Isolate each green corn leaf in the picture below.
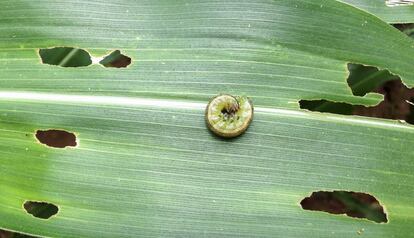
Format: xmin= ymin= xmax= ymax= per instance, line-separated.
xmin=1 ymin=1 xmax=413 ymax=237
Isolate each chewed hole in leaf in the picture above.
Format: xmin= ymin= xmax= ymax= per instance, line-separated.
xmin=23 ymin=201 xmax=59 ymax=219
xmin=347 ymin=63 xmax=399 ymax=97
xmin=300 ymin=191 xmax=388 ymax=223
xmin=300 ymin=79 xmax=414 ymax=123
xmin=299 ymin=100 xmax=355 ymax=115
xmin=35 ymin=129 xmax=77 ymax=148
xmin=301 ymin=61 xmax=414 ymax=124
xmin=39 ymin=47 xmax=92 ymax=67
xmin=99 ymin=50 xmax=131 ymax=68
xmin=385 ymin=0 xmax=414 ymax=7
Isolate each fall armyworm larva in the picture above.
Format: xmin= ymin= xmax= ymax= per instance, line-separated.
xmin=205 ymin=94 xmax=254 ymax=138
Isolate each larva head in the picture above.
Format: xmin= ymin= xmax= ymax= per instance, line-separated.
xmin=205 ymin=94 xmax=254 ymax=138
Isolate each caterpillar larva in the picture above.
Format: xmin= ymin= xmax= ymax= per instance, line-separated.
xmin=205 ymin=94 xmax=254 ymax=138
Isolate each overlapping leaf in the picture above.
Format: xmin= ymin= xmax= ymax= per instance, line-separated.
xmin=342 ymin=0 xmax=414 ymax=23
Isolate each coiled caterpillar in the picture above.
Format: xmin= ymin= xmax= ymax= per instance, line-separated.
xmin=205 ymin=94 xmax=254 ymax=138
